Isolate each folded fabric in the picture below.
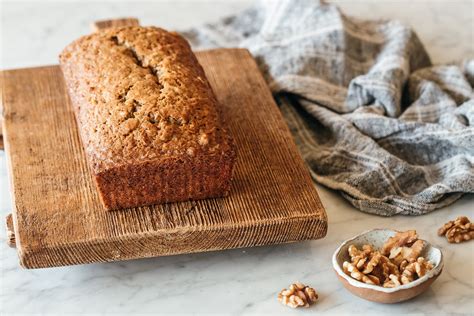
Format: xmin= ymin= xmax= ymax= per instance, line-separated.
xmin=182 ymin=0 xmax=474 ymax=216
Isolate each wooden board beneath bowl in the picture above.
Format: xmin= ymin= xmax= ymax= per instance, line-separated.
xmin=0 ymin=48 xmax=327 ymax=269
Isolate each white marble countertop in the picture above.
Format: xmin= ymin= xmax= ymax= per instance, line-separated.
xmin=1 ymin=1 xmax=473 ymax=315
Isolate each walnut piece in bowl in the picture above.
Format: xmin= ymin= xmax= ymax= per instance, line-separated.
xmin=332 ymin=229 xmax=443 ymax=304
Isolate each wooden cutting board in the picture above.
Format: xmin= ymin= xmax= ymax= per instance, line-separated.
xmin=1 ymin=45 xmax=327 ymax=269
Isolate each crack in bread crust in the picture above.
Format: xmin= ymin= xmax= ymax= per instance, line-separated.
xmin=111 ymin=35 xmax=164 ymax=92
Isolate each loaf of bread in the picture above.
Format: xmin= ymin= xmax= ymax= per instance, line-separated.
xmin=59 ymin=26 xmax=236 ymax=210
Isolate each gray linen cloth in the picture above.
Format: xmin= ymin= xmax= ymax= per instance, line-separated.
xmin=183 ymin=0 xmax=474 ymax=216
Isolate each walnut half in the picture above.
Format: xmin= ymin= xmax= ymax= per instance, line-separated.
xmin=438 ymin=216 xmax=474 ymax=243
xmin=278 ymin=282 xmax=318 ymax=308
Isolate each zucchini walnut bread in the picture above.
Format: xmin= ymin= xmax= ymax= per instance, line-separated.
xmin=60 ymin=26 xmax=236 ymax=210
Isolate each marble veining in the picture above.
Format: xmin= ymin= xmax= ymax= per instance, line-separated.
xmin=0 ymin=1 xmax=473 ymax=315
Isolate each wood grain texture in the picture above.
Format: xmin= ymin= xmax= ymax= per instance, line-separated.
xmin=1 ymin=49 xmax=327 ymax=269
xmin=92 ymin=17 xmax=139 ymax=31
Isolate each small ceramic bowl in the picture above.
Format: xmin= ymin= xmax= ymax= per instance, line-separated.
xmin=332 ymin=229 xmax=443 ymax=304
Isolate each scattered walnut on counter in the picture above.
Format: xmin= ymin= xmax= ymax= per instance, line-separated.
xmin=6 ymin=214 xmax=16 ymax=248
xmin=342 ymin=230 xmax=434 ymax=288
xmin=438 ymin=216 xmax=474 ymax=243
xmin=277 ymin=282 xmax=318 ymax=308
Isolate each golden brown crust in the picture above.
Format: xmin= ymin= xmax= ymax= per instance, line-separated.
xmin=59 ymin=26 xmax=236 ymax=210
